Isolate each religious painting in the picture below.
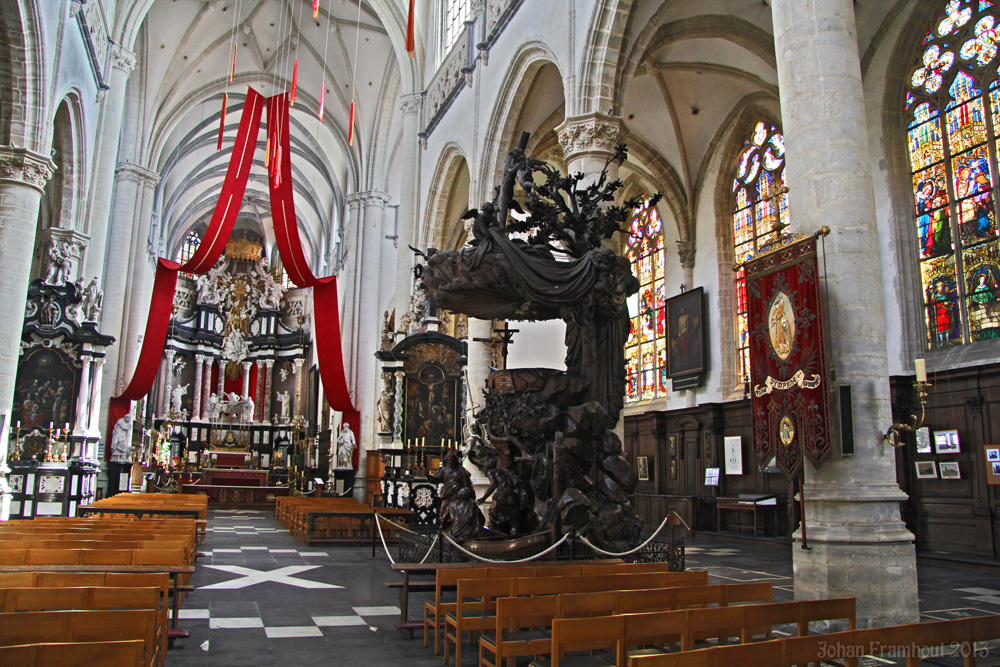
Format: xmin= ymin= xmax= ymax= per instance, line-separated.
xmin=403 ymin=362 xmax=458 ymax=448
xmin=665 ymin=287 xmax=705 ymax=378
xmin=13 ymin=348 xmax=78 ymax=432
xmin=965 ymin=262 xmax=1000 ymax=340
xmin=745 ymin=236 xmax=832 ymax=477
xmin=988 ymin=447 xmax=1000 ymax=462
xmin=915 ymin=461 xmax=938 ymax=479
xmin=934 ymin=429 xmax=961 ymax=454
xmin=636 ymin=456 xmax=650 ymax=482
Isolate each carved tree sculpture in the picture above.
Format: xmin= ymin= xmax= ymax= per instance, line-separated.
xmin=419 ymin=132 xmax=657 ymax=550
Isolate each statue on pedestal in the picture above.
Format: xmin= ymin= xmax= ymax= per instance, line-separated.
xmin=276 ymin=390 xmax=291 ymax=422
xmin=335 ymin=423 xmax=356 ymax=469
xmin=80 ymin=277 xmax=103 ymax=322
xmin=43 ymin=239 xmax=80 ymax=286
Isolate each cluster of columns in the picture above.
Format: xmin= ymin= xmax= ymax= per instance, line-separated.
xmin=156 ymin=350 xmax=302 ymax=423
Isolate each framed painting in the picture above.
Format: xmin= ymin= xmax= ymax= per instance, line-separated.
xmin=665 ymin=287 xmax=705 ymax=377
xmin=13 ymin=348 xmax=78 ymax=432
xmin=636 ymin=456 xmax=651 ymax=481
xmin=934 ymin=429 xmax=960 ymax=454
xmin=915 ymin=461 xmax=938 ymax=479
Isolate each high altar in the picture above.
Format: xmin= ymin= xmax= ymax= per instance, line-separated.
xmin=143 ymin=233 xmax=328 ymax=505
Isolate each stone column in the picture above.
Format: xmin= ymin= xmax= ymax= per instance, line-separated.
xmin=98 ymin=162 xmax=159 ymax=432
xmin=193 ymin=354 xmax=205 ymax=421
xmin=74 ymin=356 xmax=93 ymax=437
xmin=395 ymin=94 xmax=423 ymax=318
xmin=465 ymin=317 xmax=493 ymax=490
xmin=255 ymin=361 xmax=264 ymax=420
xmin=0 ymin=148 xmax=55 ymax=501
xmin=263 ymin=359 xmax=274 ymax=422
xmin=241 ymin=361 xmax=252 ymax=399
xmin=555 ymin=113 xmax=625 ymax=186
xmin=216 ymin=359 xmax=225 ymax=396
xmin=82 ymin=44 xmax=136 ymax=280
xmin=771 ymin=0 xmax=917 ymax=627
xmin=676 ymin=241 xmax=697 ymax=408
xmin=292 ymin=357 xmax=304 ymax=418
xmin=201 ymin=357 xmax=213 ymax=419
xmin=87 ymin=358 xmax=105 ymax=441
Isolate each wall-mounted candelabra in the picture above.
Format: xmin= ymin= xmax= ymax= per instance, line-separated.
xmin=884 ymin=359 xmax=931 ymax=448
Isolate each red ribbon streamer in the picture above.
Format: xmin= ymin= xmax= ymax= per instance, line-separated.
xmin=312 ymin=0 xmax=320 ymax=19
xmin=348 ymin=101 xmax=355 ymax=146
xmin=318 ymin=85 xmax=325 ymax=121
xmin=229 ymin=43 xmax=237 ymax=82
xmin=406 ymin=0 xmax=415 ymax=58
xmin=217 ymin=93 xmax=228 ymax=151
xmin=107 ymin=89 xmax=266 ymax=452
xmin=265 ymin=93 xmax=360 ymax=442
xmin=290 ymin=59 xmax=298 ymax=106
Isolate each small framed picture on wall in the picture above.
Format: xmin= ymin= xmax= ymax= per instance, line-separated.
xmin=939 ymin=462 xmax=960 ymax=479
xmin=934 ymin=429 xmax=960 ymax=454
xmin=915 ymin=461 xmax=938 ymax=479
xmin=636 ymin=456 xmax=650 ymax=481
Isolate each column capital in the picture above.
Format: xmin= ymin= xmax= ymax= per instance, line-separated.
xmin=108 ymin=44 xmax=137 ymax=77
xmin=676 ymin=240 xmax=696 ymax=268
xmin=398 ymin=93 xmax=423 ymax=117
xmin=194 ymin=353 xmax=207 ymax=363
xmin=556 ymin=113 xmax=625 ymax=161
xmin=0 ymin=147 xmax=56 ymax=193
xmin=264 ymin=358 xmax=275 ymax=369
xmin=115 ymin=162 xmax=160 ymax=187
xmin=345 ymin=191 xmax=392 ymax=209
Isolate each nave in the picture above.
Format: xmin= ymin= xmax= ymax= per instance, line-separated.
xmin=164 ymin=510 xmax=1000 ymax=666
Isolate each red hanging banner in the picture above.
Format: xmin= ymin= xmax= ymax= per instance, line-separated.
xmin=107 ymin=89 xmax=266 ymax=448
xmin=745 ymin=235 xmax=832 ymax=477
xmin=265 ymin=93 xmax=360 ymax=442
xmin=405 ymin=0 xmax=416 ymax=58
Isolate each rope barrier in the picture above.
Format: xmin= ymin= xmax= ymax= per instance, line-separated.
xmin=575 ymin=514 xmax=674 ymax=557
xmin=374 ymin=513 xmax=421 ymax=536
xmin=373 ymin=513 xmax=439 ymax=565
xmin=441 ymin=532 xmax=570 ymax=564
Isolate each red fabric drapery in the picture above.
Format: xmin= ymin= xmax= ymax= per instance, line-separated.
xmin=265 ymin=93 xmax=359 ymax=444
xmin=108 ymin=89 xmax=358 ymax=462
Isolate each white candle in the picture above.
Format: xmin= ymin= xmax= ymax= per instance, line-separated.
xmin=915 ymin=358 xmax=927 ymax=383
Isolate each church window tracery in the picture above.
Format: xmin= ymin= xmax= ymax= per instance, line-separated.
xmin=176 ymin=229 xmax=201 ymax=278
xmin=444 ymin=0 xmax=470 ymax=51
xmin=731 ymin=122 xmax=789 ymax=384
xmin=906 ymin=0 xmax=1000 ymax=347
xmin=625 ymin=197 xmax=666 ymax=402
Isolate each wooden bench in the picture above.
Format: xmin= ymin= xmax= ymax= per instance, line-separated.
xmin=0 ymin=609 xmax=158 ymax=667
xmin=539 ymin=597 xmax=855 ymax=666
xmin=628 ymin=613 xmax=1000 ymax=666
xmin=0 ymin=639 xmax=145 ymax=667
xmin=445 ymin=571 xmax=710 ymax=665
xmin=0 ymin=586 xmax=165 ymax=666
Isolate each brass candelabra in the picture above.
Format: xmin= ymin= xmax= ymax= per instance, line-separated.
xmin=884 ymin=381 xmax=932 ymax=447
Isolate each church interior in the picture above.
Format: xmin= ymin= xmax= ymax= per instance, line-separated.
xmin=4 ymin=0 xmax=1000 ymax=664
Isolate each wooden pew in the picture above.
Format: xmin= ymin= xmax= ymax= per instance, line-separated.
xmin=0 ymin=586 xmax=165 ymax=666
xmin=0 ymin=609 xmax=158 ymax=667
xmin=0 ymin=639 xmax=145 ymax=667
xmin=627 ymin=613 xmax=1000 ymax=666
xmin=543 ymin=598 xmax=855 ymax=666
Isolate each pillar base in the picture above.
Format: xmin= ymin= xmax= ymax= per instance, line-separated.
xmin=793 ymin=481 xmax=918 ymax=628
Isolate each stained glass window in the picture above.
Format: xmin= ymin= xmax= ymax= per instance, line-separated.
xmin=176 ymin=230 xmax=201 ymax=278
xmin=625 ymin=198 xmax=666 ymax=402
xmin=906 ymin=0 xmax=1000 ymax=347
xmin=444 ymin=0 xmax=470 ymax=51
xmin=731 ymin=122 xmax=789 ymax=384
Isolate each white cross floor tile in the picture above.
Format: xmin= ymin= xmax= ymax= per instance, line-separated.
xmin=965 ymin=595 xmax=1000 ymax=605
xmin=352 ymin=606 xmax=400 ymax=616
xmin=312 ymin=615 xmax=367 ymax=627
xmin=264 ymin=626 xmax=324 ymax=639
xmin=178 ymin=609 xmax=211 ymax=620
xmin=200 ymin=565 xmax=342 ymax=590
xmin=209 ymin=617 xmax=264 ymax=629
xmin=959 ymin=587 xmax=1000 ymax=595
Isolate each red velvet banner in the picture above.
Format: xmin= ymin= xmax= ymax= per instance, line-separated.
xmin=745 ymin=236 xmax=831 ymax=477
xmin=265 ymin=93 xmax=360 ymax=446
xmin=106 ymin=89 xmax=266 ymax=452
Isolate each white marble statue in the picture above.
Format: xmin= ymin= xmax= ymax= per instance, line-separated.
xmin=171 ymin=383 xmax=189 ymax=413
xmin=80 ymin=277 xmax=103 ymax=322
xmin=276 ymin=390 xmax=290 ymax=422
xmin=43 ymin=239 xmax=80 ymax=285
xmin=336 ymin=423 xmax=356 ymax=469
xmin=255 ymin=259 xmax=284 ymax=310
xmin=109 ymin=413 xmax=134 ymax=464
xmin=195 ymin=257 xmax=230 ymax=305
xmin=208 ymin=393 xmax=221 ymax=421
xmin=221 ymin=329 xmax=249 ymax=363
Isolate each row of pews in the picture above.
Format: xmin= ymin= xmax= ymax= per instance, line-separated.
xmin=0 ymin=495 xmax=204 ymax=666
xmin=415 ymin=559 xmax=1000 ymax=666
xmin=276 ymin=496 xmax=412 ymax=545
